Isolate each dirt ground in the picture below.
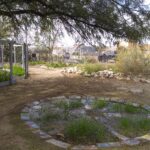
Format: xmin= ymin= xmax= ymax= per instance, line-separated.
xmin=0 ymin=66 xmax=150 ymax=150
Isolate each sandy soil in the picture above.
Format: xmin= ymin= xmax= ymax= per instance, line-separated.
xmin=0 ymin=66 xmax=150 ymax=150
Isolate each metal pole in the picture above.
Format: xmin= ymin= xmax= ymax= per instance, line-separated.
xmin=9 ymin=41 xmax=13 ymax=85
xmin=24 ymin=43 xmax=28 ymax=79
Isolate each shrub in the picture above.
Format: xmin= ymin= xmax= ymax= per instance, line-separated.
xmin=0 ymin=70 xmax=10 ymax=82
xmin=82 ymin=63 xmax=104 ymax=74
xmin=118 ymin=117 xmax=150 ymax=137
xmin=39 ymin=113 xmax=61 ymax=124
xmin=116 ymin=47 xmax=150 ymax=75
xmin=13 ymin=65 xmax=25 ymax=76
xmin=65 ymin=118 xmax=106 ymax=143
xmin=4 ymin=64 xmax=25 ymax=76
xmin=84 ymin=56 xmax=98 ymax=64
xmin=93 ymin=99 xmax=108 ymax=109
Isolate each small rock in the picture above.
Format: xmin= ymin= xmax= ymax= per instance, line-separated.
xmin=97 ymin=142 xmax=122 ymax=148
xmin=123 ymin=139 xmax=140 ymax=146
xmin=85 ymin=104 xmax=92 ymax=110
xmin=46 ymin=139 xmax=71 ymax=149
xmin=72 ymin=145 xmax=98 ymax=150
xmin=33 ymin=105 xmax=42 ymax=110
xmin=33 ymin=101 xmax=40 ymax=105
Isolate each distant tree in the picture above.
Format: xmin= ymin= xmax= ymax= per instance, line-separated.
xmin=0 ymin=0 xmax=149 ymax=42
xmin=40 ymin=22 xmax=63 ymax=62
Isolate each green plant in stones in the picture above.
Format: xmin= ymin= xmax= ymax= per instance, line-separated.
xmin=93 ymin=99 xmax=108 ymax=109
xmin=39 ymin=112 xmax=61 ymax=124
xmin=55 ymin=101 xmax=70 ymax=120
xmin=111 ymin=103 xmax=148 ymax=113
xmin=56 ymin=100 xmax=83 ymax=119
xmin=118 ymin=117 xmax=150 ymax=137
xmin=64 ymin=117 xmax=106 ymax=144
xmin=69 ymin=101 xmax=83 ymax=109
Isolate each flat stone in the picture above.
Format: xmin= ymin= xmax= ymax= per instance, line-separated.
xmin=32 ymin=130 xmax=52 ymax=139
xmin=104 ymin=113 xmax=122 ymax=118
xmin=97 ymin=142 xmax=122 ymax=148
xmin=69 ymin=95 xmax=81 ymax=100
xmin=111 ymin=130 xmax=129 ymax=141
xmin=25 ymin=121 xmax=39 ymax=129
xmin=123 ymin=139 xmax=140 ymax=146
xmin=21 ymin=113 xmax=30 ymax=121
xmin=33 ymin=105 xmax=42 ymax=110
xmin=136 ymin=133 xmax=150 ymax=141
xmin=72 ymin=145 xmax=98 ymax=150
xmin=147 ymin=114 xmax=150 ymax=119
xmin=132 ymin=103 xmax=140 ymax=107
xmin=33 ymin=101 xmax=40 ymax=105
xmin=85 ymin=104 xmax=92 ymax=110
xmin=46 ymin=139 xmax=71 ymax=149
xmin=55 ymin=96 xmax=66 ymax=100
xmin=143 ymin=105 xmax=150 ymax=111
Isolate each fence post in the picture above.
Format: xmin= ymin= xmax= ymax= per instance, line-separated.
xmin=9 ymin=41 xmax=13 ymax=85
xmin=24 ymin=43 xmax=28 ymax=79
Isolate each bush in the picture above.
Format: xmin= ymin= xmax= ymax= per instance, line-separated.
xmin=82 ymin=63 xmax=104 ymax=74
xmin=4 ymin=64 xmax=25 ymax=76
xmin=65 ymin=118 xmax=106 ymax=143
xmin=118 ymin=117 xmax=150 ymax=137
xmin=116 ymin=47 xmax=150 ymax=75
xmin=0 ymin=70 xmax=10 ymax=82
xmin=13 ymin=65 xmax=25 ymax=76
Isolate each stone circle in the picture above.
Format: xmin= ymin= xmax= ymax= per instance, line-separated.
xmin=21 ymin=96 xmax=150 ymax=149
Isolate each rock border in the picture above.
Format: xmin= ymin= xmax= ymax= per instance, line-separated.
xmin=21 ymin=96 xmax=150 ymax=150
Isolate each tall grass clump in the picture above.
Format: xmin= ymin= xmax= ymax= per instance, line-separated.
xmin=82 ymin=63 xmax=104 ymax=74
xmin=0 ymin=70 xmax=10 ymax=82
xmin=116 ymin=47 xmax=150 ymax=75
xmin=65 ymin=118 xmax=106 ymax=143
xmin=118 ymin=117 xmax=150 ymax=137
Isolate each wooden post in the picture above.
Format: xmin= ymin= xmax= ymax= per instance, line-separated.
xmin=24 ymin=43 xmax=28 ymax=79
xmin=9 ymin=41 xmax=13 ymax=85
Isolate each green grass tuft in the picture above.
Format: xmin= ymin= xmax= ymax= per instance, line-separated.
xmin=65 ymin=118 xmax=106 ymax=143
xmin=118 ymin=117 xmax=150 ymax=137
xmin=111 ymin=103 xmax=148 ymax=113
xmin=93 ymin=99 xmax=108 ymax=109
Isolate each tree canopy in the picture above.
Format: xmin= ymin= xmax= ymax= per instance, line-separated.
xmin=0 ymin=0 xmax=150 ymax=42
